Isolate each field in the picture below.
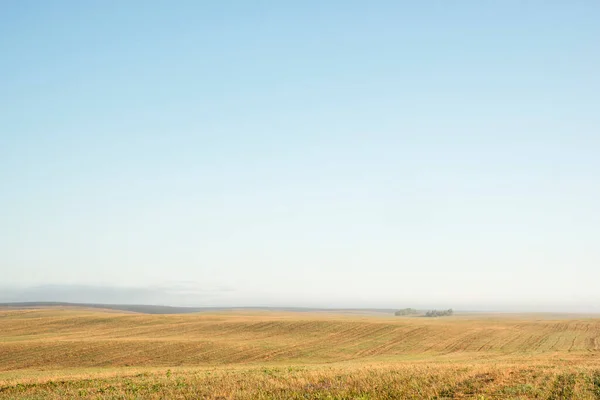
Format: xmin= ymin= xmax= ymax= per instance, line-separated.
xmin=2 ymin=307 xmax=600 ymax=399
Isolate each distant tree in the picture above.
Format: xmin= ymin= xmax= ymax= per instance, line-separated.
xmin=394 ymin=308 xmax=418 ymax=316
xmin=425 ymin=309 xmax=454 ymax=317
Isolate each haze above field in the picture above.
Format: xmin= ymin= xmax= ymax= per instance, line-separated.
xmin=1 ymin=2 xmax=599 ymax=312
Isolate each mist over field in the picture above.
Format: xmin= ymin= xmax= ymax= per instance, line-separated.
xmin=2 ymin=284 xmax=599 ymax=314
xmin=0 ymin=283 xmax=234 ymax=307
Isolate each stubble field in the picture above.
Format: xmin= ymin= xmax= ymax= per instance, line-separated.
xmin=1 ymin=307 xmax=600 ymax=399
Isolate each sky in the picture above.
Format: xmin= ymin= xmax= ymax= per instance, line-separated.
xmin=1 ymin=1 xmax=599 ymax=311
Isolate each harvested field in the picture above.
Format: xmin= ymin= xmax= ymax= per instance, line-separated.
xmin=1 ymin=307 xmax=600 ymax=398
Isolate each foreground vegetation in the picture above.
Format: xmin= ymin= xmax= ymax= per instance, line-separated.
xmin=2 ymin=363 xmax=600 ymax=399
xmin=2 ymin=307 xmax=600 ymax=399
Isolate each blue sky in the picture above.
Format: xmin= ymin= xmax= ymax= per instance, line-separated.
xmin=1 ymin=1 xmax=599 ymax=310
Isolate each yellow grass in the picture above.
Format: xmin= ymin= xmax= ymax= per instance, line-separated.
xmin=1 ymin=307 xmax=600 ymax=398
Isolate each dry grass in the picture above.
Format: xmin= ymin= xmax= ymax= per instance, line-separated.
xmin=1 ymin=308 xmax=600 ymax=398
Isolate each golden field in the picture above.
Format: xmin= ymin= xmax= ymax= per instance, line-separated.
xmin=1 ymin=307 xmax=600 ymax=399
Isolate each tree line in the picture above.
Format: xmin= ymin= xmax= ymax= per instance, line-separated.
xmin=394 ymin=308 xmax=418 ymax=316
xmin=424 ymin=309 xmax=453 ymax=317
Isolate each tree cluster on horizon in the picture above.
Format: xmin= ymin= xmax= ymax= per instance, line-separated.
xmin=425 ymin=309 xmax=454 ymax=317
xmin=394 ymin=308 xmax=418 ymax=316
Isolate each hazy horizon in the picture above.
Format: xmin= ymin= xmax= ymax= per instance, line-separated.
xmin=2 ymin=283 xmax=600 ymax=314
xmin=2 ymin=2 xmax=599 ymax=313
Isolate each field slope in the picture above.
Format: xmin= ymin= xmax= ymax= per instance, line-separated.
xmin=2 ymin=307 xmax=600 ymax=399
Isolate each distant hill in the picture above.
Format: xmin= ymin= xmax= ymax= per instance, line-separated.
xmin=0 ymin=302 xmax=208 ymax=314
xmin=0 ymin=302 xmax=398 ymax=315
